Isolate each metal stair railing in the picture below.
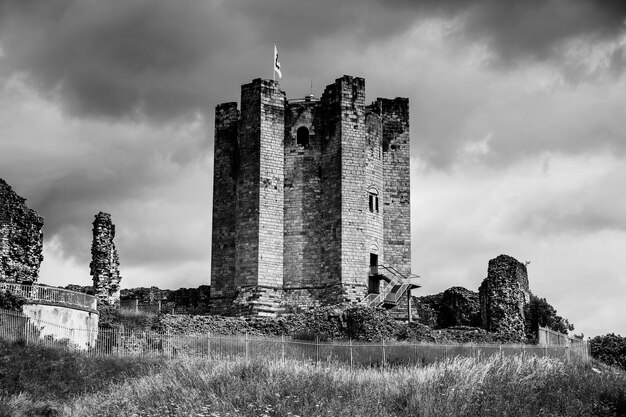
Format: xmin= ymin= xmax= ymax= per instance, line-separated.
xmin=364 ymin=265 xmax=419 ymax=308
xmin=384 ymin=281 xmax=411 ymax=305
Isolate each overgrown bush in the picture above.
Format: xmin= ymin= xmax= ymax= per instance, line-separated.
xmin=524 ymin=294 xmax=574 ymax=342
xmin=590 ymin=333 xmax=626 ymax=370
xmin=0 ymin=290 xmax=25 ymax=311
xmin=0 ymin=339 xmax=164 ymax=401
xmin=98 ymin=306 xmax=158 ymax=331
xmin=344 ymin=305 xmax=402 ymax=341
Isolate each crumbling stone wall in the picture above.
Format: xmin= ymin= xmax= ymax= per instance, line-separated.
xmin=0 ymin=179 xmax=44 ymax=283
xmin=90 ymin=212 xmax=121 ymax=306
xmin=413 ymin=287 xmax=480 ymax=328
xmin=479 ymin=254 xmax=530 ymax=340
xmin=438 ymin=287 xmax=481 ymax=328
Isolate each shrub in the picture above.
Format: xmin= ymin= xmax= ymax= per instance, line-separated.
xmin=524 ymin=294 xmax=574 ymax=342
xmin=590 ymin=334 xmax=626 ymax=370
xmin=343 ymin=305 xmax=401 ymax=341
xmin=0 ymin=290 xmax=25 ymax=311
xmin=98 ymin=305 xmax=158 ymax=331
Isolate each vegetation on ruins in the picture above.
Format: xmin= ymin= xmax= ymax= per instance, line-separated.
xmin=0 ymin=339 xmax=624 ymax=416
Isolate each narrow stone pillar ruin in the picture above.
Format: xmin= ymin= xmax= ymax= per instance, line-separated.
xmin=479 ymin=254 xmax=530 ymax=340
xmin=90 ymin=212 xmax=121 ymax=306
xmin=0 ymin=179 xmax=44 ymax=284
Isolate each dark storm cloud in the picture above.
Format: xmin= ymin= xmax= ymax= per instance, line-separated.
xmin=237 ymin=0 xmax=626 ymax=70
xmin=0 ymin=0 xmax=245 ymax=119
xmin=1 ymin=0 xmax=624 ymax=121
xmin=450 ymin=0 xmax=626 ymax=70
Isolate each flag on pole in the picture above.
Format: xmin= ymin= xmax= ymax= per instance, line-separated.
xmin=274 ymin=42 xmax=282 ymax=79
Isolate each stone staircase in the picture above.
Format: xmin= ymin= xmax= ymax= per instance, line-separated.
xmin=363 ymin=265 xmax=420 ymax=308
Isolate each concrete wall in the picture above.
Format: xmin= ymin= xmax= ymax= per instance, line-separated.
xmin=23 ymin=303 xmax=99 ymax=349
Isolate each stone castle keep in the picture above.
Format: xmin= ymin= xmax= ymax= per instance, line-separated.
xmin=211 ymin=75 xmax=417 ymax=316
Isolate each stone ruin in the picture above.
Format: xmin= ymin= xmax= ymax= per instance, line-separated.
xmin=90 ymin=212 xmax=121 ymax=306
xmin=479 ymin=254 xmax=530 ymax=340
xmin=414 ymin=254 xmax=531 ymax=340
xmin=0 ymin=179 xmax=44 ymax=284
xmin=438 ymin=286 xmax=481 ymax=328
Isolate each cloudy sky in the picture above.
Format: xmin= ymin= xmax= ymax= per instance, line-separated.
xmin=1 ymin=0 xmax=625 ymax=338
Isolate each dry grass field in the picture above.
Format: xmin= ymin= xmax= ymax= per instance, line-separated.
xmin=0 ymin=339 xmax=625 ymax=416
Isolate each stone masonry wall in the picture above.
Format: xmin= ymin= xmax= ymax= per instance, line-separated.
xmin=284 ymin=100 xmax=323 ymax=290
xmin=235 ymin=80 xmax=263 ymax=289
xmin=0 ymin=179 xmax=44 ymax=283
xmin=479 ymin=254 xmax=530 ymax=340
xmin=317 ymin=81 xmax=343 ymax=290
xmin=364 ymin=110 xmax=384 ymax=268
xmin=210 ymin=102 xmax=239 ymax=300
xmin=379 ymin=98 xmax=411 ymax=277
xmin=337 ymin=76 xmax=369 ymax=302
xmin=257 ymin=80 xmax=285 ymax=292
xmin=90 ymin=212 xmax=121 ymax=306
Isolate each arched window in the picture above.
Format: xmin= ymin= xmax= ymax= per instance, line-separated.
xmin=297 ymin=126 xmax=309 ymax=146
xmin=368 ymin=188 xmax=379 ymax=213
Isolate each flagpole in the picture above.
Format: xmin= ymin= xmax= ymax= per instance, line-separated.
xmin=273 ymin=41 xmax=276 ymax=84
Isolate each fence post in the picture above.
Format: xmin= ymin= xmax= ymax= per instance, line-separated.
xmin=117 ymin=328 xmax=121 ymax=357
xmin=316 ymin=336 xmax=320 ymax=367
xmin=349 ymin=338 xmax=353 ymax=369
xmin=281 ymin=335 xmax=285 ymax=365
xmin=167 ymin=328 xmax=171 ymax=360
xmin=208 ymin=331 xmax=211 ymax=359
xmin=499 ymin=344 xmax=503 ymax=360
xmin=245 ymin=332 xmax=249 ymax=362
xmin=382 ymin=338 xmax=386 ymax=370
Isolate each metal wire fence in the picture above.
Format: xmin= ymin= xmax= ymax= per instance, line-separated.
xmin=0 ymin=309 xmax=589 ymax=367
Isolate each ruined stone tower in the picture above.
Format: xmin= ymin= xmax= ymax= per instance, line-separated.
xmin=0 ymin=179 xmax=44 ymax=284
xmin=211 ymin=76 xmax=414 ymax=316
xmin=90 ymin=212 xmax=121 ymax=306
xmin=479 ymin=254 xmax=531 ymax=339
